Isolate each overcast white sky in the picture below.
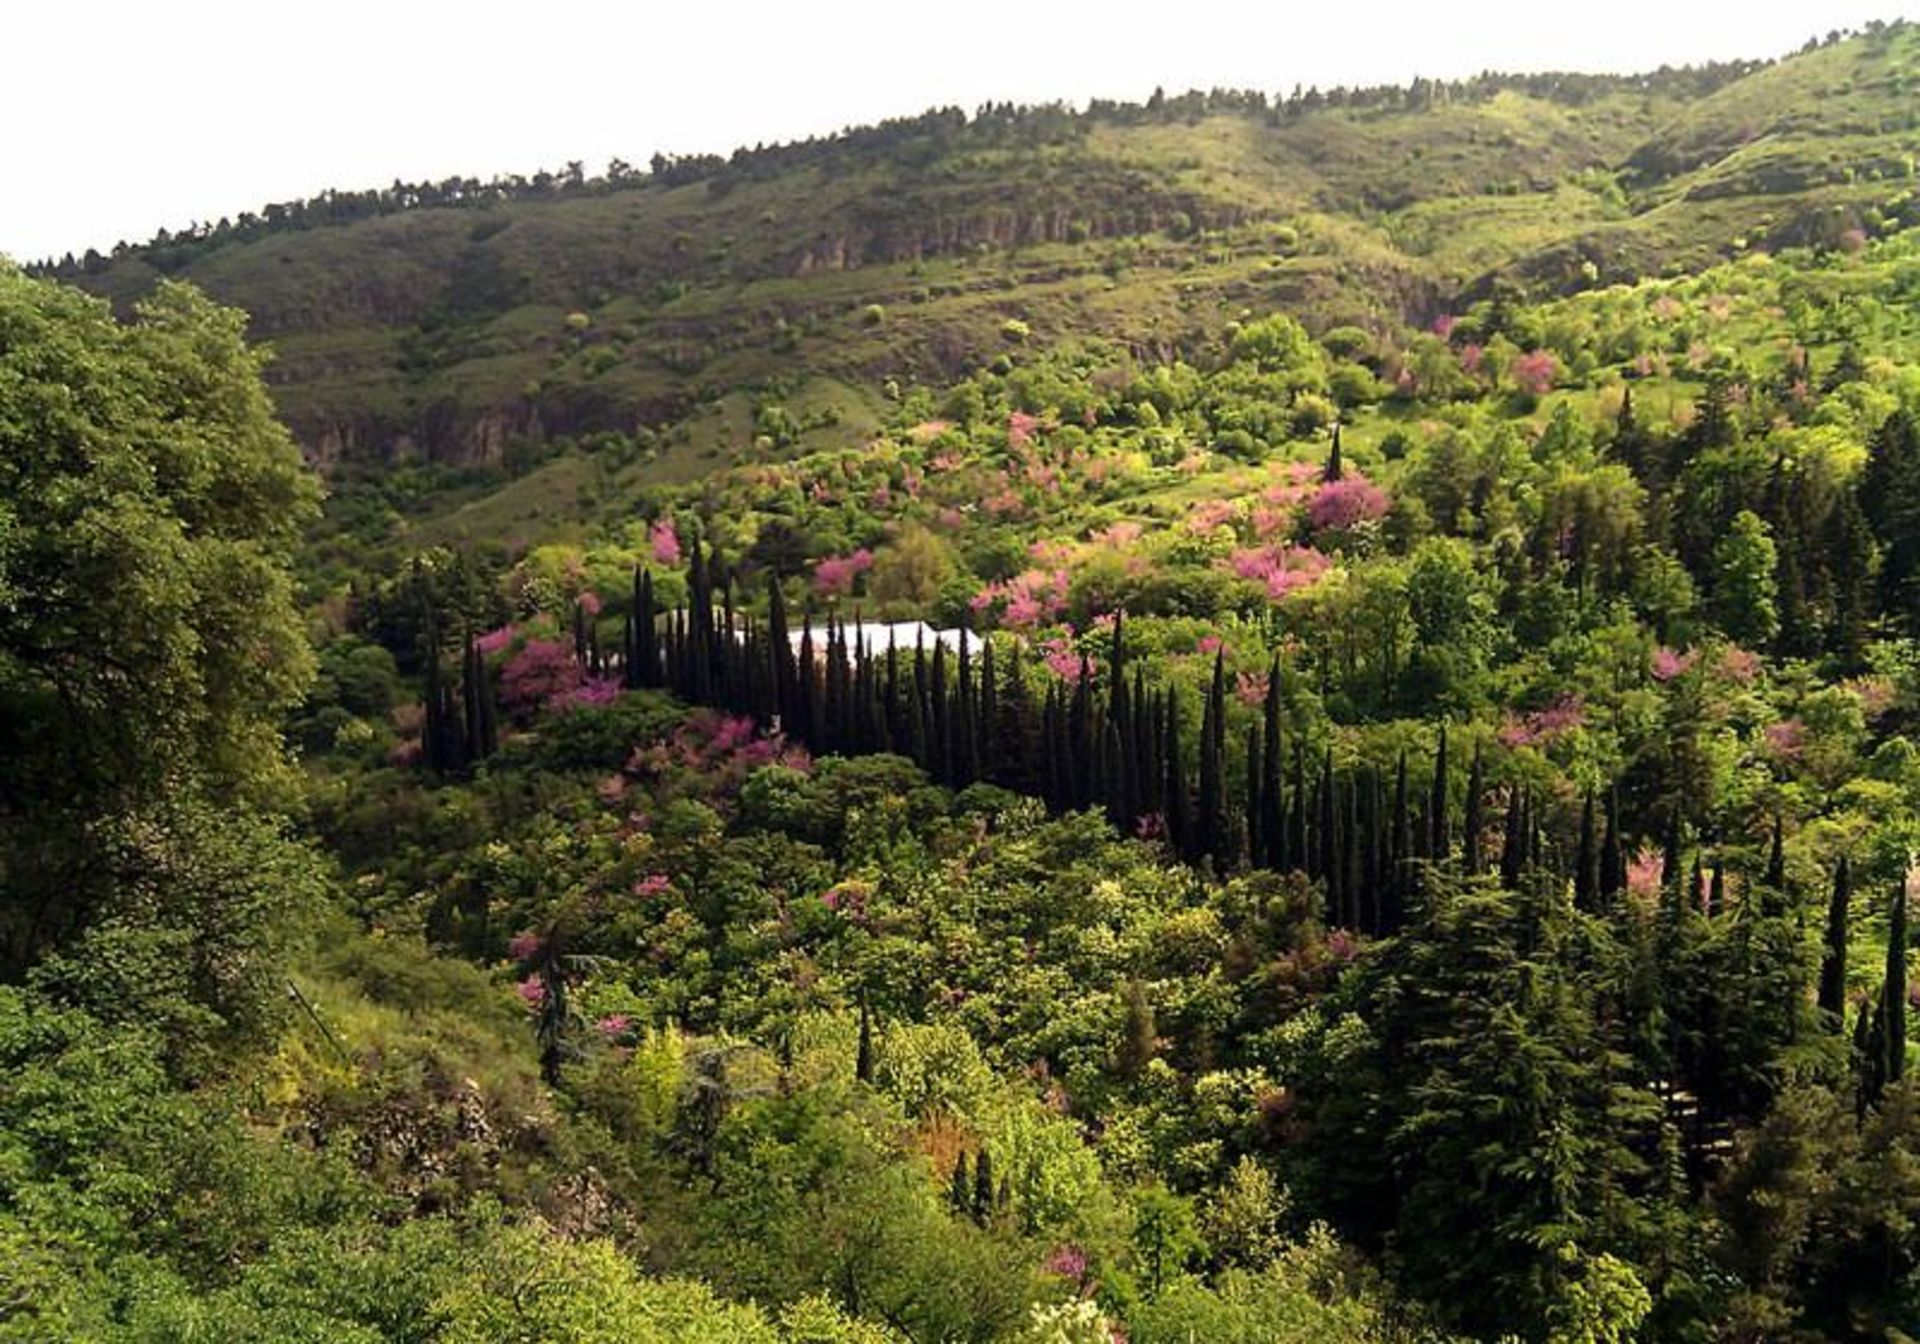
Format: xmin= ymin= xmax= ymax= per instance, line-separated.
xmin=5 ymin=0 xmax=1917 ymax=263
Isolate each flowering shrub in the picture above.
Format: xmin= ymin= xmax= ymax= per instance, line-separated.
xmin=501 ymin=638 xmax=584 ymax=717
xmin=813 ymin=548 xmax=874 ymax=597
xmin=1498 ymin=695 xmax=1586 ymax=749
xmin=1225 ymin=544 xmax=1333 ymax=602
xmin=1510 ymin=349 xmax=1558 ymax=398
xmin=1651 ymin=646 xmax=1698 ymax=682
xmin=649 ymin=518 xmax=682 ymax=565
xmin=973 ymin=568 xmax=1072 ymax=631
xmin=1307 ymin=474 xmax=1389 ymax=533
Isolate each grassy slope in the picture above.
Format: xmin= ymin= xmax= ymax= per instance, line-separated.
xmin=64 ymin=30 xmax=1920 ymax=555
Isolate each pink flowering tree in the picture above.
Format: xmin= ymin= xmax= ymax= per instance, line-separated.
xmin=1307 ymin=474 xmax=1390 ymax=536
xmin=500 ymin=638 xmax=584 ymax=718
xmin=1510 ymin=349 xmax=1559 ymax=400
xmin=649 ymin=518 xmax=682 ymax=565
xmin=812 ymin=548 xmax=874 ymax=598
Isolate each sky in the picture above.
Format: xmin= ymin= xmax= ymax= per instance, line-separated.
xmin=6 ymin=0 xmax=1918 ymax=263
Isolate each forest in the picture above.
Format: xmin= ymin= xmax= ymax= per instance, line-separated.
xmin=9 ymin=21 xmax=1920 ymax=1344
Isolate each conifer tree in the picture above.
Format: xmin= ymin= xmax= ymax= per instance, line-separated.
xmin=1429 ymin=726 xmax=1450 ymax=861
xmin=1463 ymin=744 xmax=1485 ymax=875
xmin=1261 ymin=658 xmax=1286 ymax=869
xmin=1574 ymin=789 xmax=1598 ymax=912
xmin=1883 ymin=878 xmax=1907 ymax=1091
xmin=1198 ymin=650 xmax=1227 ymax=867
xmin=1818 ymin=856 xmax=1851 ymax=1030
xmin=973 ymin=1147 xmax=995 ymax=1225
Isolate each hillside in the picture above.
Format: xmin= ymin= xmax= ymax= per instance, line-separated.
xmin=42 ymin=23 xmax=1920 ymax=497
xmin=17 ymin=19 xmax=1920 ymax=1344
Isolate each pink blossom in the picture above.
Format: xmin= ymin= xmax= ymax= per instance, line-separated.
xmin=1718 ymin=646 xmax=1762 ymax=684
xmin=1326 ymin=928 xmax=1359 ymax=961
xmin=500 ymin=638 xmax=584 ymax=716
xmin=1846 ymin=676 xmax=1896 ymax=719
xmin=649 ymin=518 xmax=682 ymax=565
xmin=1096 ymin=521 xmax=1143 ymax=547
xmin=870 ymin=483 xmax=892 ymax=509
xmin=508 ymin=931 xmax=544 ymax=962
xmin=567 ymin=677 xmax=623 ymax=709
xmin=1225 ymin=544 xmax=1333 ymax=601
xmin=1763 ymin=718 xmax=1806 ymax=761
xmin=1041 ymin=634 xmax=1091 ymax=682
xmin=576 ymin=590 xmax=603 ymax=617
xmin=1651 ymin=646 xmax=1697 ymax=682
xmin=1043 ymin=1244 xmax=1089 ymax=1281
xmin=1459 ymin=343 xmax=1485 ymax=376
xmin=1235 ymin=671 xmax=1269 ymax=706
xmin=1134 ymin=812 xmax=1167 ymax=841
xmin=1627 ymin=847 xmax=1665 ymax=902
xmin=1197 ymin=634 xmax=1224 ymax=656
xmin=1498 ymin=694 xmax=1586 ymax=749
xmin=516 ymin=976 xmax=546 ymax=1009
xmin=813 ymin=548 xmax=875 ymax=597
xmin=929 ymin=451 xmax=965 ymax=473
xmin=1431 ymin=314 xmax=1457 ymax=339
xmin=1186 ymin=499 xmax=1241 ymax=535
xmin=633 ymin=873 xmax=672 ymax=899
xmin=596 ymin=1014 xmax=633 ymax=1037
xmin=1007 ymin=411 xmax=1041 ymax=449
xmin=1511 ymin=349 xmax=1558 ymax=398
xmin=475 ymin=624 xmax=519 ymax=656
xmin=1307 ymin=474 xmax=1390 ymax=533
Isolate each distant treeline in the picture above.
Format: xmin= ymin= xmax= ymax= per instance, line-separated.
xmin=29 ymin=21 xmax=1905 ymax=279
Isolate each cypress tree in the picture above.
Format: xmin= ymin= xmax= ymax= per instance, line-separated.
xmin=1600 ymin=788 xmax=1626 ymax=908
xmin=1198 ymin=651 xmax=1227 ymax=867
xmin=855 ymin=995 xmax=873 ymax=1084
xmin=1462 ymin=744 xmax=1485 ymax=875
xmin=1323 ymin=422 xmax=1344 ymax=482
xmin=1246 ymin=721 xmax=1265 ymax=870
xmin=1316 ymin=748 xmax=1336 ymax=886
xmin=930 ymin=642 xmax=952 ymax=784
xmin=1708 ymin=861 xmax=1726 ymax=919
xmin=1069 ymin=657 xmax=1093 ymax=808
xmin=1763 ymin=814 xmax=1787 ymax=915
xmin=978 ymin=637 xmax=999 ymax=782
xmin=955 ymin=628 xmax=979 ymax=786
xmin=795 ymin=620 xmax=818 ymax=742
xmin=1386 ymin=750 xmax=1411 ymax=933
xmin=1260 ymin=658 xmax=1286 ymax=869
xmin=949 ymin=1153 xmax=971 ymax=1214
xmin=1164 ymin=689 xmax=1189 ymax=858
xmin=1574 ymin=789 xmax=1598 ymax=912
xmin=1287 ymin=739 xmax=1308 ymax=875
xmin=1429 ymin=726 xmax=1450 ymax=861
xmin=973 ymin=1147 xmax=995 ymax=1225
xmin=1884 ymin=878 xmax=1908 ymax=1090
xmin=768 ymin=575 xmax=795 ymax=727
xmin=1819 ymin=856 xmax=1851 ymax=1029
xmin=1500 ymin=787 xmax=1526 ymax=890
xmin=637 ymin=569 xmax=659 ymax=688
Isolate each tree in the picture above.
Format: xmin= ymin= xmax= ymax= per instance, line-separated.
xmin=1710 ymin=510 xmax=1779 ymax=646
xmin=0 ymin=271 xmax=320 ymax=1034
xmin=1818 ymin=857 xmax=1851 ymax=1030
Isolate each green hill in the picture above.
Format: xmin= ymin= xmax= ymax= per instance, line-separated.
xmin=38 ymin=23 xmax=1917 ymax=501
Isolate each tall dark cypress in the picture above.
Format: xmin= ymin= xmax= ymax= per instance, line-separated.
xmin=1428 ymin=727 xmax=1450 ymax=862
xmin=1164 ymin=689 xmax=1189 ymax=858
xmin=1574 ymin=789 xmax=1598 ymax=912
xmin=1245 ymin=721 xmax=1265 ymax=870
xmin=1462 ymin=745 xmax=1485 ymax=875
xmin=768 ymin=575 xmax=795 ymax=728
xmin=1363 ymin=770 xmax=1384 ymax=934
xmin=1600 ymin=787 xmax=1626 ymax=908
xmin=1500 ymin=787 xmax=1526 ymax=890
xmin=1069 ymin=658 xmax=1094 ymax=808
xmin=1260 ymin=658 xmax=1285 ymax=869
xmin=955 ymin=628 xmax=979 ymax=786
xmin=1287 ymin=740 xmax=1308 ymax=874
xmin=979 ymin=638 xmax=1000 ymax=783
xmin=1197 ymin=651 xmax=1227 ymax=867
xmin=1383 ymin=751 xmax=1411 ymax=935
xmin=1106 ymin=611 xmax=1128 ymax=728
xmin=1316 ymin=748 xmax=1336 ymax=887
xmin=795 ymin=620 xmax=818 ymax=742
xmin=1323 ymin=422 xmax=1344 ymax=482
xmin=1763 ymin=815 xmax=1787 ymax=915
xmin=1819 ymin=856 xmax=1852 ymax=1030
xmin=929 ymin=643 xmax=952 ymax=784
xmin=1884 ymin=878 xmax=1908 ymax=1090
